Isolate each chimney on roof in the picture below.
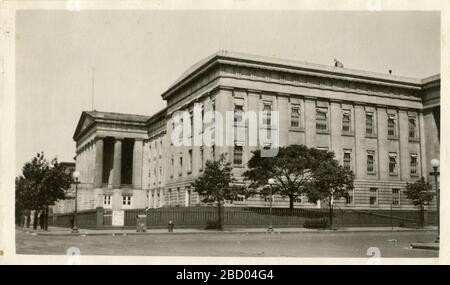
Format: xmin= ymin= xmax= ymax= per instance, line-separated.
xmin=334 ymin=59 xmax=344 ymax=68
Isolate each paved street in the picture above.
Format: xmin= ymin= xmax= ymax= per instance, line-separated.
xmin=16 ymin=229 xmax=438 ymax=257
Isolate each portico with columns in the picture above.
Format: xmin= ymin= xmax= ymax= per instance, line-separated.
xmin=71 ymin=111 xmax=149 ymax=211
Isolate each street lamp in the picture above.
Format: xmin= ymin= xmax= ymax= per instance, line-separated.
xmin=430 ymin=159 xmax=440 ymax=243
xmin=72 ymin=171 xmax=80 ymax=234
xmin=267 ymin=178 xmax=276 ymax=233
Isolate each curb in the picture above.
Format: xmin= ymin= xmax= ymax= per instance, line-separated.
xmin=410 ymin=242 xmax=439 ymax=250
xmin=25 ymin=228 xmax=438 ymax=236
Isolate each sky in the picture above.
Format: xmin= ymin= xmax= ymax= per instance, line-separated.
xmin=15 ymin=10 xmax=440 ymax=175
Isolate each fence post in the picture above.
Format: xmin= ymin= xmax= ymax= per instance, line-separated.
xmin=96 ymin=207 xmax=104 ymax=228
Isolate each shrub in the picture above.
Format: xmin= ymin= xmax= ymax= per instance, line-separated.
xmin=205 ymin=220 xmax=220 ymax=230
xmin=303 ymin=218 xmax=329 ymax=229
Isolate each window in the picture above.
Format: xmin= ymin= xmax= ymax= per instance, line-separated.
xmin=366 ymin=112 xmax=374 ymax=134
xmin=185 ymin=187 xmax=191 ymax=207
xmin=189 ymin=110 xmax=194 ymax=138
xmin=235 ymin=195 xmax=245 ymax=202
xmin=264 ymin=196 xmax=275 ymax=203
xmin=290 ymin=104 xmax=300 ymax=128
xmin=369 ymin=188 xmax=378 ymax=205
xmin=316 ymin=107 xmax=328 ymax=131
xmin=342 ymin=110 xmax=351 ymax=132
xmin=233 ymin=145 xmax=243 ymax=165
xmin=389 ymin=153 xmax=397 ymax=174
xmin=199 ymin=147 xmax=204 ymax=171
xmin=211 ymin=145 xmax=215 ymax=161
xmin=234 ymin=105 xmax=244 ymax=124
xmin=200 ymin=107 xmax=205 ymax=133
xmin=392 ymin=189 xmax=400 ymax=206
xmin=179 ymin=155 xmax=183 ymax=176
xmin=410 ymin=154 xmax=418 ymax=176
xmin=103 ymin=195 xmax=111 ymax=207
xmin=294 ymin=197 xmax=302 ymax=203
xmin=387 ymin=114 xmax=396 ymax=137
xmin=122 ymin=195 xmax=132 ymax=206
xmin=343 ymin=150 xmax=352 ymax=170
xmin=367 ymin=151 xmax=375 ymax=173
xmin=188 ymin=149 xmax=193 ymax=173
xmin=170 ymin=156 xmax=174 ymax=178
xmin=409 ymin=117 xmax=417 ymax=139
xmin=179 ymin=118 xmax=183 ymax=141
xmin=262 ymin=101 xmax=272 ymax=126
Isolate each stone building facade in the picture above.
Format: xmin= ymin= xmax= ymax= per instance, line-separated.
xmin=62 ymin=51 xmax=440 ymax=213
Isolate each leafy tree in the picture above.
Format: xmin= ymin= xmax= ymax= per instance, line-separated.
xmin=244 ymin=145 xmax=334 ymax=210
xmin=15 ymin=152 xmax=72 ymax=230
xmin=304 ymin=158 xmax=354 ymax=229
xmin=404 ymin=177 xmax=434 ymax=228
xmin=191 ymin=154 xmax=248 ymax=230
xmin=15 ymin=176 xmax=36 ymax=226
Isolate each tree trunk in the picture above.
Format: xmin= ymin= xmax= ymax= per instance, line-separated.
xmin=419 ymin=205 xmax=425 ymax=228
xmin=33 ymin=210 xmax=38 ymax=230
xmin=329 ymin=202 xmax=333 ymax=230
xmin=44 ymin=205 xmax=49 ymax=231
xmin=217 ymin=200 xmax=222 ymax=231
xmin=289 ymin=196 xmax=294 ymax=212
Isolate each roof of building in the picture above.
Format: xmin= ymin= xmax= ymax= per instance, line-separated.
xmin=162 ymin=50 xmax=439 ymax=99
xmin=73 ymin=110 xmax=152 ymax=140
xmin=84 ymin=110 xmax=150 ymax=123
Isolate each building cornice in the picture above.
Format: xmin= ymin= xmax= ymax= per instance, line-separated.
xmin=161 ymin=51 xmax=430 ymax=101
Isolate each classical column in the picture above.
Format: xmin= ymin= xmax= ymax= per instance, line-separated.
xmin=93 ymin=137 xmax=104 ymax=188
xmin=112 ymin=138 xmax=123 ymax=189
xmin=132 ymin=138 xmax=144 ymax=189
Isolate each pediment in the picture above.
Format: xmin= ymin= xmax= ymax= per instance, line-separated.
xmin=73 ymin=112 xmax=95 ymax=140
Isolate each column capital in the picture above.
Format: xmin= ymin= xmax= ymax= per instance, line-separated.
xmin=114 ymin=137 xmax=125 ymax=141
xmin=133 ymin=138 xmax=145 ymax=142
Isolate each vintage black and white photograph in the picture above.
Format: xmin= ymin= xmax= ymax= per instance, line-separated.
xmin=1 ymin=1 xmax=446 ymax=264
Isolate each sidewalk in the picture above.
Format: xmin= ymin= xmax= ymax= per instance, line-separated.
xmin=18 ymin=225 xmax=438 ymax=236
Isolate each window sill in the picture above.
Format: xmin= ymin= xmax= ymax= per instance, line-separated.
xmin=365 ymin=133 xmax=377 ymax=139
xmin=389 ymin=173 xmax=399 ymax=176
xmin=233 ymin=164 xmax=245 ymax=168
xmin=388 ymin=136 xmax=399 ymax=141
xmin=289 ymin=127 xmax=305 ymax=132
xmin=409 ymin=138 xmax=420 ymax=143
xmin=316 ymin=130 xmax=330 ymax=135
xmin=410 ymin=174 xmax=419 ymax=178
xmin=367 ymin=172 xmax=377 ymax=175
xmin=341 ymin=131 xmax=355 ymax=137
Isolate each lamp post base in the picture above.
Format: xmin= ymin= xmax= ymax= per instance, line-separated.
xmin=71 ymin=227 xmax=79 ymax=234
